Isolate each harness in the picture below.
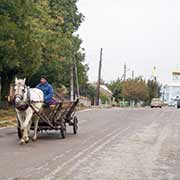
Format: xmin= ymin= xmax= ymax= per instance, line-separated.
xmin=14 ymin=85 xmax=45 ymax=112
xmin=15 ymin=103 xmax=29 ymax=111
xmin=14 ymin=86 xmax=31 ymax=111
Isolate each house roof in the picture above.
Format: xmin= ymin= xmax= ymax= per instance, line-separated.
xmin=100 ymin=85 xmax=113 ymax=95
xmin=90 ymin=83 xmax=113 ymax=96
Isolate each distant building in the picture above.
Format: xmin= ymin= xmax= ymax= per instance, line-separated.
xmin=79 ymin=96 xmax=91 ymax=107
xmin=163 ymin=69 xmax=180 ymax=106
xmin=90 ymin=83 xmax=113 ymax=105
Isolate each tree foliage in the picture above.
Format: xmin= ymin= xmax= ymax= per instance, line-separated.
xmin=80 ymin=84 xmax=96 ymax=99
xmin=122 ymin=78 xmax=148 ymax=102
xmin=107 ymin=78 xmax=123 ymax=102
xmin=99 ymin=92 xmax=110 ymax=104
xmin=0 ymin=0 xmax=87 ymax=99
xmin=107 ymin=77 xmax=161 ymax=105
xmin=146 ymin=80 xmax=161 ymax=104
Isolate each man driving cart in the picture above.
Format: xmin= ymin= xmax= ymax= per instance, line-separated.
xmin=36 ymin=75 xmax=56 ymax=106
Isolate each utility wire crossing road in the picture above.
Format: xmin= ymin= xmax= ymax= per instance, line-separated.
xmin=0 ymin=108 xmax=180 ymax=180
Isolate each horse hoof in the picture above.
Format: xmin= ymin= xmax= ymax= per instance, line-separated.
xmin=25 ymin=139 xmax=30 ymax=144
xmin=32 ymin=137 xmax=37 ymax=141
xmin=24 ymin=137 xmax=30 ymax=144
xmin=20 ymin=139 xmax=25 ymax=145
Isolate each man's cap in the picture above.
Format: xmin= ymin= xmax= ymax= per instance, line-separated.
xmin=41 ymin=75 xmax=48 ymax=80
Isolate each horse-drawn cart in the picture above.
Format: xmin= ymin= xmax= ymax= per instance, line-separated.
xmin=15 ymin=68 xmax=80 ymax=143
xmin=17 ymin=98 xmax=79 ymax=140
xmin=30 ymin=99 xmax=79 ymax=139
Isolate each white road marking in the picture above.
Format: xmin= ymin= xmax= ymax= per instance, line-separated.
xmin=77 ymin=108 xmax=92 ymax=113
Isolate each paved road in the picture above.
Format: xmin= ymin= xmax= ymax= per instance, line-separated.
xmin=0 ymin=108 xmax=180 ymax=180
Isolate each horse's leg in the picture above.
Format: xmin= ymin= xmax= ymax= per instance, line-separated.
xmin=16 ymin=110 xmax=26 ymax=144
xmin=32 ymin=118 xmax=39 ymax=141
xmin=27 ymin=120 xmax=32 ymax=139
xmin=16 ymin=110 xmax=23 ymax=129
xmin=22 ymin=109 xmax=33 ymax=143
xmin=33 ymin=107 xmax=43 ymax=141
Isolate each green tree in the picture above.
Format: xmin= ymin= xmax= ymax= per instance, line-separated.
xmin=107 ymin=78 xmax=123 ymax=102
xmin=122 ymin=78 xmax=148 ymax=103
xmin=0 ymin=0 xmax=47 ymax=98
xmin=0 ymin=0 xmax=88 ymax=101
xmin=30 ymin=0 xmax=87 ymax=90
xmin=80 ymin=84 xmax=96 ymax=99
xmin=146 ymin=80 xmax=161 ymax=105
xmin=99 ymin=92 xmax=110 ymax=104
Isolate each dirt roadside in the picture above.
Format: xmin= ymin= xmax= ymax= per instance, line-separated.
xmin=0 ymin=109 xmax=16 ymax=128
xmin=0 ymin=106 xmax=91 ymax=128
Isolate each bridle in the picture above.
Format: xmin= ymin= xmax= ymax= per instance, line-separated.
xmin=14 ymin=94 xmax=24 ymax=102
xmin=14 ymin=84 xmax=31 ymax=111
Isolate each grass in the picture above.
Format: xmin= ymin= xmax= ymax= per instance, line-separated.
xmin=0 ymin=108 xmax=16 ymax=118
xmin=0 ymin=105 xmax=90 ymax=128
xmin=0 ymin=108 xmax=16 ymax=127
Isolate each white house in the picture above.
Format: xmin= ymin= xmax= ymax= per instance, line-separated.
xmin=163 ymin=69 xmax=180 ymax=106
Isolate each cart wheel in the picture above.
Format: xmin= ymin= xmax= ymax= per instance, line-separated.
xmin=60 ymin=123 xmax=66 ymax=139
xmin=73 ymin=117 xmax=78 ymax=134
xmin=17 ymin=127 xmax=23 ymax=139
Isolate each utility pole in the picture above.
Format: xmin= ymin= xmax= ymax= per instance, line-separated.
xmin=132 ymin=70 xmax=134 ymax=79
xmin=121 ymin=64 xmax=127 ymax=107
xmin=96 ymin=48 xmax=103 ymax=106
xmin=124 ymin=63 xmax=127 ymax=81
xmin=70 ymin=64 xmax=74 ymax=101
xmin=153 ymin=66 xmax=157 ymax=81
xmin=74 ymin=62 xmax=80 ymax=99
xmin=152 ymin=66 xmax=158 ymax=97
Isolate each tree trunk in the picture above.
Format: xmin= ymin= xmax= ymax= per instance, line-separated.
xmin=1 ymin=74 xmax=11 ymax=108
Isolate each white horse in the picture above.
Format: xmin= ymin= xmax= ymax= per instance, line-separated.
xmin=14 ymin=78 xmax=44 ymax=144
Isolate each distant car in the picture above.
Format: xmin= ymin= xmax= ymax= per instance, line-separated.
xmin=168 ymin=101 xmax=176 ymax=107
xmin=151 ymin=98 xmax=163 ymax=108
xmin=177 ymin=100 xmax=180 ymax=109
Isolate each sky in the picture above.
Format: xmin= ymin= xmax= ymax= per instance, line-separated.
xmin=77 ymin=0 xmax=180 ymax=84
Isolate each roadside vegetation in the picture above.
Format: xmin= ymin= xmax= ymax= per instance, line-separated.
xmin=0 ymin=108 xmax=16 ymax=127
xmin=108 ymin=78 xmax=161 ymax=106
xmin=0 ymin=0 xmax=88 ymax=104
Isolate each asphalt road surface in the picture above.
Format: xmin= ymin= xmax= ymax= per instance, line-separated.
xmin=1 ymin=107 xmax=180 ymax=180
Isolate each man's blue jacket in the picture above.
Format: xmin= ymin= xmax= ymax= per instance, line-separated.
xmin=36 ymin=82 xmax=53 ymax=103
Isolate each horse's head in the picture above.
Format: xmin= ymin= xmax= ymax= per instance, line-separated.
xmin=14 ymin=78 xmax=27 ymax=107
